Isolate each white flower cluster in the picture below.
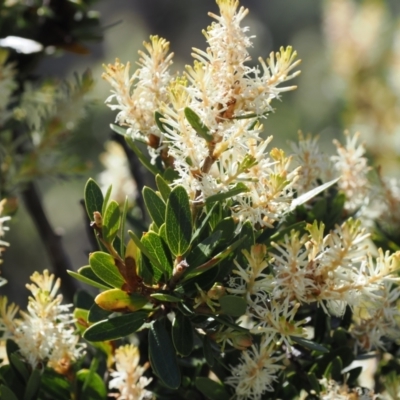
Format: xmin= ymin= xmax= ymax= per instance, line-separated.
xmin=0 ymin=270 xmax=84 ymax=371
xmin=104 ymin=0 xmax=301 ymax=231
xmin=108 ymin=344 xmax=153 ymax=400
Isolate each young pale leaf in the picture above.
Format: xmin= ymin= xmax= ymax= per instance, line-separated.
xmin=156 ymin=174 xmax=171 ymax=201
xmin=172 ymin=313 xmax=194 ymax=357
xmin=23 ymin=368 xmax=41 ymax=400
xmin=68 ymin=266 xmax=112 ymax=290
xmin=143 ymin=187 xmax=166 ymax=228
xmin=150 ymin=293 xmax=181 ymax=302
xmin=95 ymin=289 xmax=147 ymax=312
xmin=205 ymin=183 xmax=249 ymax=205
xmin=219 ymin=295 xmax=247 ymax=317
xmin=289 ymin=178 xmax=340 ymax=211
xmin=110 ymin=123 xmax=128 ymax=136
xmin=184 ymin=107 xmax=213 ymax=142
xmin=149 ymin=320 xmax=181 ymax=389
xmin=89 ymin=252 xmax=125 ymax=289
xmin=165 ymin=185 xmax=192 ymax=256
xmin=102 ymin=200 xmax=120 ymax=244
xmin=83 ymin=311 xmax=148 ymax=342
xmin=195 ymin=378 xmax=230 ymax=400
xmin=84 ymin=179 xmax=104 ymax=220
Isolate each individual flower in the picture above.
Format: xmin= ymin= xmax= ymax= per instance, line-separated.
xmin=103 ymin=36 xmax=173 ymax=148
xmin=98 ymin=141 xmax=137 ymax=205
xmin=331 ymin=131 xmax=370 ymax=213
xmin=225 ymin=333 xmax=284 ymax=400
xmin=0 ymin=270 xmax=84 ymax=370
xmin=108 ymin=344 xmax=153 ymax=400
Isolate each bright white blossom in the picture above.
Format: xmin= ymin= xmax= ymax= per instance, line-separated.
xmin=108 ymin=344 xmax=153 ymax=400
xmin=332 ymin=131 xmax=370 ymax=213
xmin=0 ymin=270 xmax=84 ymax=370
xmin=318 ymin=377 xmax=378 ymax=400
xmin=225 ymin=334 xmax=284 ymax=400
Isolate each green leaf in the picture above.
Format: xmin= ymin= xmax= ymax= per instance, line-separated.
xmin=307 ymin=372 xmax=320 ymax=395
xmin=83 ymin=311 xmax=148 ymax=342
xmin=183 ymin=236 xmax=246 ymax=281
xmin=205 ymin=183 xmax=249 ymax=205
xmin=89 ymin=252 xmax=125 ymax=289
xmin=125 ymin=136 xmax=160 ymax=175
xmin=219 ymin=295 xmax=247 ymax=317
xmin=143 ymin=187 xmax=166 ymax=228
xmin=0 ymin=386 xmax=18 ymax=400
xmin=191 ymin=203 xmax=218 ymax=244
xmin=119 ymin=196 xmax=129 ymax=258
xmin=150 ymin=293 xmax=182 ymax=302
xmin=128 ymin=231 xmax=164 ymax=278
xmin=346 ymin=366 xmax=362 ymax=386
xmin=211 ymin=315 xmax=249 ymax=332
xmin=172 ymin=313 xmax=194 ymax=357
xmin=165 ymin=185 xmax=192 ymax=256
xmin=141 ymin=232 xmax=169 ymax=281
xmin=40 ymin=369 xmax=71 ymax=400
xmin=88 ymin=303 xmax=112 ymax=323
xmin=68 ymin=266 xmax=112 ymax=290
xmin=156 ymin=174 xmax=171 ymax=201
xmin=76 ymin=369 xmax=106 ymax=400
xmin=155 ymin=111 xmax=172 ymax=134
xmin=195 ymin=377 xmax=230 ymax=400
xmin=102 ymin=185 xmax=113 ymax=217
xmin=158 ymin=223 xmax=167 ymax=243
xmin=23 ymin=369 xmax=41 ymax=400
xmin=184 ymin=107 xmax=213 ymax=142
xmin=202 ymin=335 xmax=214 ymax=367
xmin=110 ymin=123 xmax=128 ymax=137
xmin=102 ymin=200 xmax=120 ymax=244
xmin=148 ymin=320 xmax=181 ymax=389
xmin=290 ymin=336 xmax=329 ymax=353
xmin=9 ymin=354 xmax=28 ymax=383
xmin=163 ymin=167 xmax=179 ymax=183
xmin=213 ymin=217 xmax=235 ymax=244
xmin=186 ymin=231 xmax=222 ymax=270
xmin=84 ymin=179 xmax=104 ymax=220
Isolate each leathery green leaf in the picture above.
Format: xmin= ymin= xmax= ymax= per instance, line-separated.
xmin=156 ymin=174 xmax=171 ymax=201
xmin=84 ymin=179 xmax=104 ymax=221
xmin=184 ymin=107 xmax=213 ymax=142
xmin=219 ymin=295 xmax=247 ymax=317
xmin=195 ymin=378 xmax=230 ymax=400
xmin=172 ymin=312 xmax=194 ymax=357
xmin=89 ymin=252 xmax=125 ymax=289
xmin=143 ymin=187 xmax=166 ymax=228
xmin=68 ymin=266 xmax=112 ymax=291
xmin=165 ymin=185 xmax=192 ymax=256
xmin=142 ymin=231 xmax=172 ymax=275
xmin=150 ymin=293 xmax=181 ymax=302
xmin=149 ymin=320 xmax=181 ymax=389
xmin=83 ymin=312 xmax=148 ymax=342
xmin=102 ymin=200 xmax=120 ymax=244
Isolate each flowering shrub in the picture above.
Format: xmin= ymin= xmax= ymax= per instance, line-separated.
xmin=2 ymin=0 xmax=400 ymax=399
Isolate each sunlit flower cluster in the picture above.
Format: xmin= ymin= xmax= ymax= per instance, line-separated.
xmin=0 ymin=270 xmax=84 ymax=370
xmin=108 ymin=344 xmax=153 ymax=400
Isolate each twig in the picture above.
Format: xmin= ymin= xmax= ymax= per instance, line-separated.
xmin=21 ymin=181 xmax=78 ymax=303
